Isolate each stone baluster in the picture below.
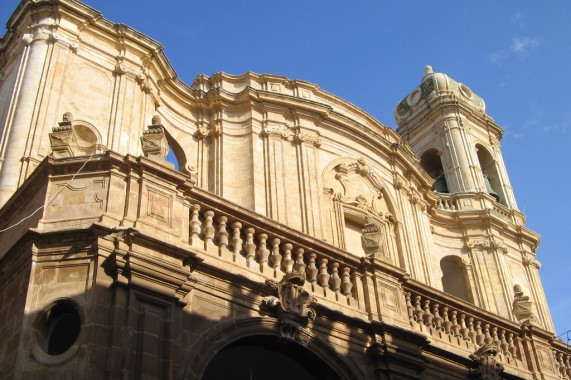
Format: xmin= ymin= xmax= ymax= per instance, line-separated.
xmin=341 ymin=267 xmax=352 ymax=297
xmin=450 ymin=311 xmax=461 ymax=338
xmin=483 ymin=323 xmax=493 ymax=346
xmin=330 ymin=262 xmax=341 ymax=293
xmin=442 ymin=307 xmax=452 ymax=334
xmin=499 ymin=330 xmax=509 ymax=356
xmin=413 ymin=296 xmax=424 ymax=325
xmin=467 ymin=317 xmax=476 ymax=344
xmin=565 ymin=355 xmax=571 ymax=379
xmin=555 ymin=352 xmax=566 ymax=378
xmin=294 ymin=248 xmax=306 ymax=276
xmin=475 ymin=321 xmax=485 ymax=346
xmin=216 ymin=216 xmax=229 ymax=256
xmin=244 ymin=227 xmax=256 ymax=268
xmin=317 ymin=259 xmax=330 ymax=288
xmin=190 ymin=204 xmax=202 ymax=247
xmin=459 ymin=314 xmax=469 ymax=341
xmin=306 ymin=253 xmax=318 ymax=285
xmin=231 ymin=222 xmax=243 ymax=262
xmin=269 ymin=238 xmax=282 ymax=273
xmin=405 ymin=293 xmax=415 ymax=325
xmin=491 ymin=327 xmax=501 ymax=351
xmin=282 ymin=243 xmax=294 ymax=274
xmin=432 ymin=303 xmax=443 ymax=331
xmin=507 ymin=332 xmax=517 ymax=358
xmin=203 ymin=211 xmax=215 ymax=250
xmin=256 ymin=233 xmax=270 ymax=271
xmin=423 ymin=300 xmax=433 ymax=328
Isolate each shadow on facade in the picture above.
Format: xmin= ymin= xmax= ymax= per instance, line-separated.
xmin=0 ymin=230 xmax=368 ymax=380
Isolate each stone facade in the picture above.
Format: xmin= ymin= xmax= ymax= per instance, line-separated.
xmin=0 ymin=1 xmax=568 ymax=379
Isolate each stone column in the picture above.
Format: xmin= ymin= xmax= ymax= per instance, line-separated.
xmin=0 ymin=25 xmax=52 ymax=206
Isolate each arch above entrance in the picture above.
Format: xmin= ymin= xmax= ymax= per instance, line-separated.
xmin=182 ymin=317 xmax=361 ymax=380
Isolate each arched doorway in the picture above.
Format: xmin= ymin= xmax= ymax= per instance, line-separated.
xmin=202 ymin=336 xmax=342 ymax=380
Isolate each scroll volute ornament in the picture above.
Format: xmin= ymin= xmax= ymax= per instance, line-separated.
xmin=262 ymin=269 xmax=317 ymax=342
xmin=49 ymin=112 xmax=75 ymax=158
xmin=512 ymin=284 xmax=538 ymax=326
xmin=141 ymin=115 xmax=170 ymax=164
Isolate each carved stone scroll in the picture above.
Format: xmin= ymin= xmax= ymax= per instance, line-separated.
xmin=512 ymin=284 xmax=538 ymax=326
xmin=141 ymin=115 xmax=172 ymax=168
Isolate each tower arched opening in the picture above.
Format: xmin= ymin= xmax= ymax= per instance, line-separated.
xmin=420 ymin=149 xmax=448 ymax=193
xmin=476 ymin=144 xmax=505 ymax=205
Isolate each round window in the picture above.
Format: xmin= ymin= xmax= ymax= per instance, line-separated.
xmin=36 ymin=300 xmax=82 ymax=356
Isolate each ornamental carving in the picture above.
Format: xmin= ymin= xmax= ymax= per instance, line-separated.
xmin=512 ymin=284 xmax=538 ymax=326
xmin=466 ymin=237 xmax=507 ymax=253
xmin=261 ymin=123 xmax=294 ymax=140
xmin=469 ymin=344 xmax=504 ymax=380
xmin=261 ymin=123 xmax=321 ymax=147
xmin=261 ymin=270 xmax=317 ymax=343
xmin=49 ymin=112 xmax=104 ymax=158
xmin=194 ymin=120 xmax=220 ymax=140
xmin=141 ymin=115 xmax=169 ymax=162
xmin=330 ymin=158 xmax=391 ymax=218
xmin=522 ymin=253 xmax=541 ymax=269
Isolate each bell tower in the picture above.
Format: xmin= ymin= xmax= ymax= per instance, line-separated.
xmin=394 ymin=66 xmax=517 ymax=209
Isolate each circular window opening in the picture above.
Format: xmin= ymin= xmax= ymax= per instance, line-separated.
xmin=37 ymin=300 xmax=82 ymax=356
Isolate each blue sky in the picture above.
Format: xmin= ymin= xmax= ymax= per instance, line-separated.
xmin=1 ymin=1 xmax=569 ymax=337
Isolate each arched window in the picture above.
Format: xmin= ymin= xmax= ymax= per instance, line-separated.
xmin=476 ymin=144 xmax=504 ymax=205
xmin=420 ymin=149 xmax=448 ymax=193
xmin=440 ymin=256 xmax=473 ymax=303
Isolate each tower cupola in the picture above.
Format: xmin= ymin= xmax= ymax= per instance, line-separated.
xmin=394 ymin=66 xmax=518 ymax=210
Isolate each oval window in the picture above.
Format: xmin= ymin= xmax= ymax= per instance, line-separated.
xmin=37 ymin=300 xmax=82 ymax=356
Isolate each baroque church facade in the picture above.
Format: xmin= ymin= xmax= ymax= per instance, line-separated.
xmin=0 ymin=0 xmax=568 ymax=379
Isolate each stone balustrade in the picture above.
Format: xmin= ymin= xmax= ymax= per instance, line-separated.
xmin=404 ymin=290 xmax=522 ymax=362
xmin=186 ymin=196 xmax=359 ymax=306
xmin=436 ymin=195 xmax=459 ymax=211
